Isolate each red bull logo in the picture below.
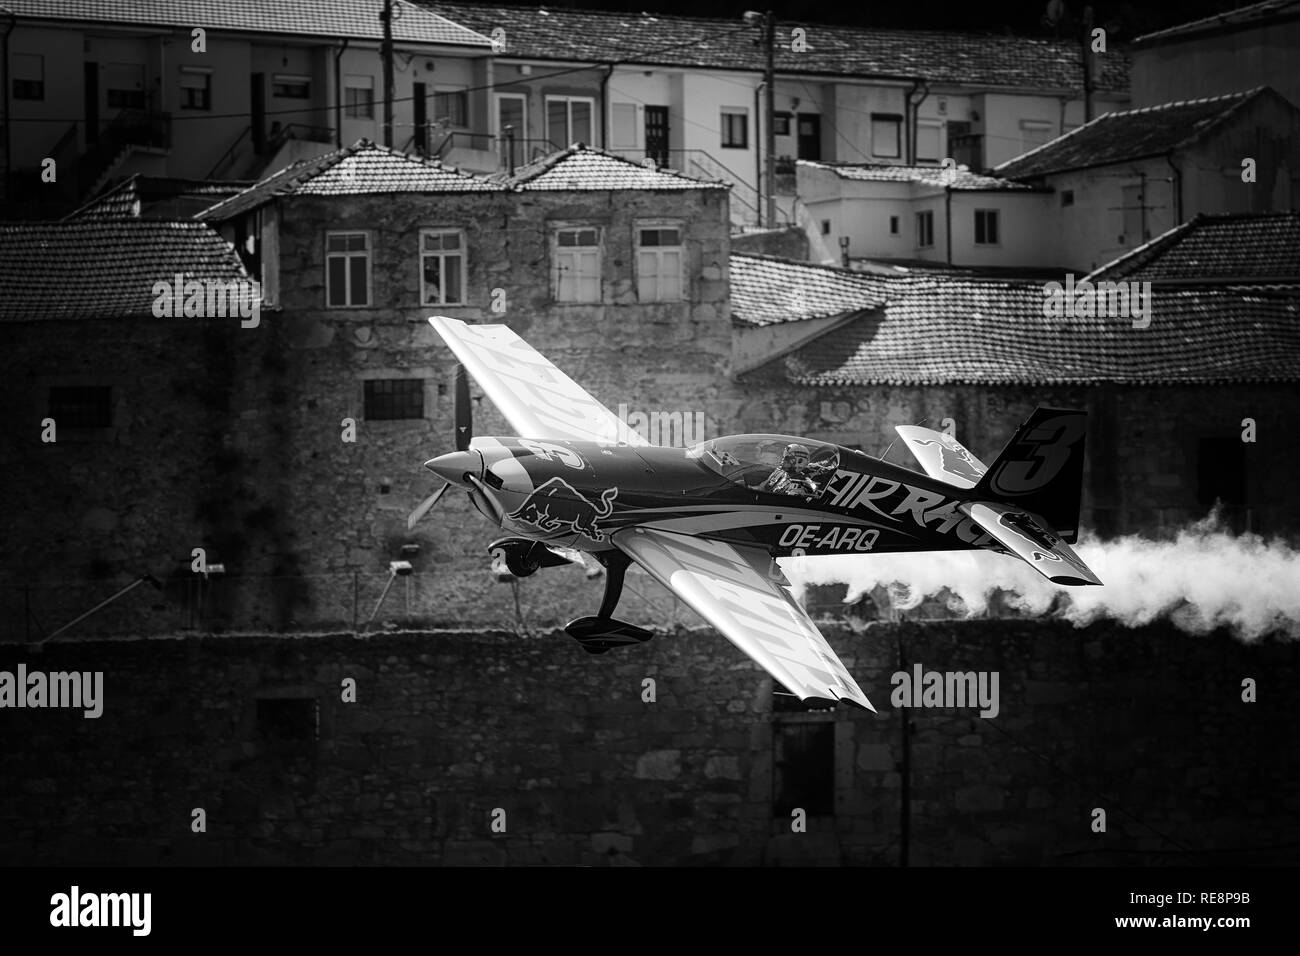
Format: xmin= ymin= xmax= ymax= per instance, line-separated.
xmin=507 ymin=478 xmax=619 ymax=541
xmin=915 ymin=437 xmax=985 ymax=483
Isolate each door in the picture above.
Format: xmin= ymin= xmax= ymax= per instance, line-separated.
xmin=797 ymin=113 xmax=821 ymax=161
xmin=250 ymin=73 xmax=265 ymax=153
xmin=413 ymin=82 xmax=427 ymax=154
xmin=83 ymin=62 xmax=99 ymax=143
xmin=494 ymin=93 xmax=526 ymax=168
xmin=644 ymin=105 xmax=669 ymax=168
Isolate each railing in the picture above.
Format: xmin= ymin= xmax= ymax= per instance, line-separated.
xmin=265 ymin=123 xmax=334 ymax=153
xmin=73 ymin=109 xmax=171 ymax=200
xmin=206 ymin=125 xmax=251 ymax=179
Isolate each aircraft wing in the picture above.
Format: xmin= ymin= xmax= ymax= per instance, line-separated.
xmin=427 ymin=315 xmax=650 ymax=446
xmin=612 ymin=527 xmax=874 ymax=710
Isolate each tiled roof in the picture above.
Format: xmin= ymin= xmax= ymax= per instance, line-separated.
xmin=731 ymin=254 xmax=1300 ymax=384
xmin=995 ymin=88 xmax=1269 ymax=179
xmin=425 ymin=2 xmax=1129 ymax=92
xmin=505 ymin=144 xmax=727 ymax=191
xmin=1086 ymin=212 xmax=1300 ymax=283
xmin=787 ymin=279 xmax=1300 ymax=385
xmin=799 ymin=160 xmax=1040 ymax=191
xmin=730 ymin=254 xmax=891 ymax=327
xmin=0 ymin=222 xmax=251 ymax=321
xmin=67 ymin=175 xmax=251 ymax=221
xmin=1134 ymin=0 xmax=1300 ymax=46
xmin=6 ymin=0 xmax=494 ymax=47
xmin=197 ymin=140 xmax=503 ymax=221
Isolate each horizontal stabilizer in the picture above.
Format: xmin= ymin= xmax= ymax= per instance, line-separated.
xmin=894 ymin=425 xmax=988 ymax=489
xmin=960 ymin=501 xmax=1102 ymax=586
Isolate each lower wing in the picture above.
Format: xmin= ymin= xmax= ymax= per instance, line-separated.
xmin=612 ymin=527 xmax=875 ymax=710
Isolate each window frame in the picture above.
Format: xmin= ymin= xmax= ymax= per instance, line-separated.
xmin=272 ymin=73 xmax=311 ymax=99
xmin=870 ymin=112 xmax=903 ymax=159
xmin=418 ymin=227 xmax=468 ymax=306
xmin=324 ymin=229 xmax=372 ymax=309
xmin=974 ymin=208 xmax=1000 ymax=246
xmin=551 ymin=224 xmax=602 ymax=304
xmin=12 ymin=52 xmax=45 ymax=101
xmin=179 ymin=66 xmax=211 ymax=111
xmin=544 ymin=95 xmax=595 ymax=147
xmin=363 ymin=378 xmax=426 ymax=421
xmin=915 ymin=209 xmax=935 ymax=249
xmin=343 ymin=74 xmax=375 ymax=119
xmin=432 ymin=86 xmax=469 ymax=129
xmin=720 ymin=108 xmax=749 ymax=149
xmin=635 ymin=221 xmax=685 ymax=303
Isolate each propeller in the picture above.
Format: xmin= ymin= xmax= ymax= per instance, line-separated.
xmin=408 ymin=362 xmax=472 ymax=530
xmin=454 ymin=362 xmax=472 ymax=451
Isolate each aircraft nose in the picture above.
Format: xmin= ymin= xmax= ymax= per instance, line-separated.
xmin=424 ymin=450 xmax=480 ymax=485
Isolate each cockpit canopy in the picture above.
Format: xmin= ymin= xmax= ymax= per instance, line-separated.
xmin=690 ymin=434 xmax=842 ymax=498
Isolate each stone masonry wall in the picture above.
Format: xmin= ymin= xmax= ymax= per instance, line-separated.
xmin=0 ymin=620 xmax=1294 ymax=866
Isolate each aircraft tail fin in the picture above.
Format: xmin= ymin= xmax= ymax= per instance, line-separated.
xmin=973 ymin=407 xmax=1088 ymax=543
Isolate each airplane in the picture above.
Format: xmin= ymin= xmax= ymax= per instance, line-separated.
xmin=409 ymin=316 xmax=1103 ymax=712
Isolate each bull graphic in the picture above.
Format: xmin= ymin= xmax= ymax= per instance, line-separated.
xmin=915 ymin=438 xmax=985 ymax=483
xmin=507 ymin=478 xmax=619 ymax=541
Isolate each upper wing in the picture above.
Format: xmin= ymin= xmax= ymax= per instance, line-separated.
xmin=427 ymin=315 xmax=650 ymax=446
xmin=613 ymin=527 xmax=874 ymax=710
xmin=894 ymin=425 xmax=988 ymax=489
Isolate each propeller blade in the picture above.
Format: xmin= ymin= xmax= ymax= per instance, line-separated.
xmin=454 ymin=362 xmax=472 ymax=452
xmin=406 ymin=482 xmax=450 ymax=531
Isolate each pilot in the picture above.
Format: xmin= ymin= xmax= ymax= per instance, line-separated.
xmin=761 ymin=443 xmax=817 ymax=497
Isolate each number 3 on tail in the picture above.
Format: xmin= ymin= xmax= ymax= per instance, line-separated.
xmin=989 ymin=415 xmax=1085 ymax=494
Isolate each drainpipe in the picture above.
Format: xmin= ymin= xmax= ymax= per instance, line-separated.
xmin=906 ymin=78 xmax=928 ymax=164
xmin=1 ymin=6 xmax=15 ymax=197
xmin=333 ymin=38 xmax=349 ymax=147
xmin=599 ymin=62 xmax=613 ymax=150
xmin=754 ymin=77 xmax=764 ymax=226
xmin=1166 ymin=152 xmax=1183 ymax=223
xmin=945 ymin=184 xmax=953 ymax=265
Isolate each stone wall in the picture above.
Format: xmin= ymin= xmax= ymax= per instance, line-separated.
xmin=0 ymin=619 xmax=1293 ymax=866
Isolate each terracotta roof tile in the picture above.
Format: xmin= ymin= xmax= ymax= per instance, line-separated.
xmin=0 ymin=221 xmax=252 ymax=321
xmin=506 ymin=144 xmax=727 ymax=191
xmin=1086 ymin=212 xmax=1300 ymax=283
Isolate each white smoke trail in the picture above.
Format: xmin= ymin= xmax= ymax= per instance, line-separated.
xmin=783 ymin=515 xmax=1300 ymax=641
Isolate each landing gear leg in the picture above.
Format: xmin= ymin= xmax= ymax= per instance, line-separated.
xmin=564 ymin=550 xmax=655 ymax=654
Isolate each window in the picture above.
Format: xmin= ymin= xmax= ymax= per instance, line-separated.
xmin=916 ymin=210 xmax=934 ymax=248
xmin=420 ymin=229 xmax=466 ymax=305
xmin=48 ymin=386 xmax=112 ymax=429
xmin=106 ymin=63 xmax=145 ymax=109
xmin=325 ymin=231 xmax=370 ymax=307
xmin=974 ymin=208 xmax=999 ymax=245
xmin=820 ymin=220 xmax=830 ymax=236
xmin=12 ymin=53 xmax=44 ymax=100
xmin=344 ymin=75 xmax=374 ymax=118
xmin=916 ymin=120 xmax=943 ymax=162
xmin=553 ymin=226 xmax=600 ymax=303
xmin=636 ymin=225 xmax=682 ymax=302
xmin=364 ymin=379 xmax=425 ymax=421
xmin=773 ymin=720 xmax=835 ymax=818
xmin=273 ymin=74 xmax=310 ymax=99
xmin=433 ymin=88 xmax=468 ymax=127
xmin=494 ymin=92 xmax=526 ymax=137
xmin=721 ymin=109 xmax=748 ymax=149
xmin=1061 ymin=189 xmax=1074 ymax=207
xmin=889 ymin=215 xmax=900 ymax=235
xmin=180 ymin=68 xmax=211 ymax=111
xmin=773 ymin=111 xmax=792 ymax=136
xmin=1019 ymin=119 xmax=1054 ymax=152
xmin=871 ymin=113 xmax=902 ymax=159
xmin=545 ymin=96 xmax=593 ymax=146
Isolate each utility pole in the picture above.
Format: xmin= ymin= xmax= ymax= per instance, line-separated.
xmin=1081 ymin=5 xmax=1095 ymax=123
xmin=1 ymin=6 xmax=16 ymax=202
xmin=763 ymin=10 xmax=776 ymax=229
xmin=380 ymin=0 xmax=394 ymax=147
